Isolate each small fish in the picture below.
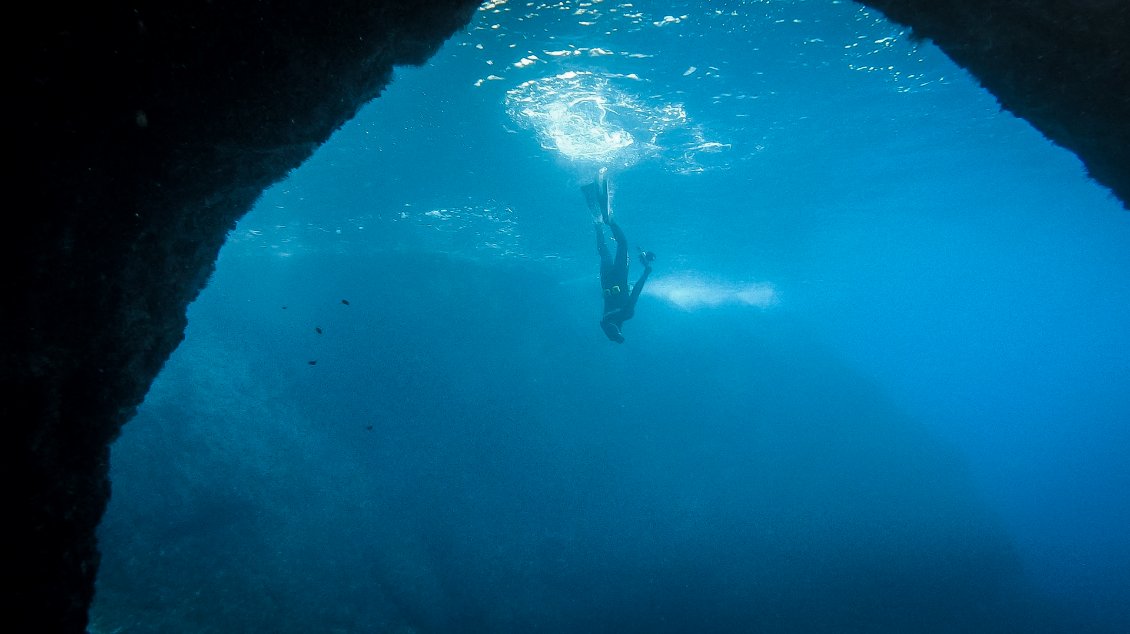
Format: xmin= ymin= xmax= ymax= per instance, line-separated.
xmin=365 ymin=425 xmax=374 ymax=431
xmin=281 ymin=306 xmax=288 ymax=310
xmin=315 ymin=327 xmax=323 ymax=334
xmin=341 ymin=299 xmax=350 ymax=306
xmin=308 ymin=360 xmax=317 ymax=366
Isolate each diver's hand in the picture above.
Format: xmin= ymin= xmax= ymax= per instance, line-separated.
xmin=638 ymin=250 xmax=656 ymax=267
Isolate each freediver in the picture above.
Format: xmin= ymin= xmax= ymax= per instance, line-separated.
xmin=583 ymin=168 xmax=655 ymax=343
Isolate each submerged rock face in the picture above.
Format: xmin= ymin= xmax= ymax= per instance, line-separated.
xmin=6 ymin=0 xmax=1127 ymax=631
xmin=9 ymin=2 xmax=480 ymax=631
xmin=857 ymin=0 xmax=1130 ymax=209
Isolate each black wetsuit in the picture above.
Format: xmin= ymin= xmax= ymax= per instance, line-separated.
xmin=597 ymin=218 xmax=652 ymax=343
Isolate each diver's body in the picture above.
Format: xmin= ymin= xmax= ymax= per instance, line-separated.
xmin=584 ymin=169 xmax=654 ymax=343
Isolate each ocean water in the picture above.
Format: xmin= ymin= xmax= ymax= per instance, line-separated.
xmin=91 ymin=1 xmax=1130 ymax=632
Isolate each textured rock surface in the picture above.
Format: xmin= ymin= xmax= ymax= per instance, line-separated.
xmin=858 ymin=0 xmax=1129 ymax=209
xmin=6 ymin=0 xmax=1127 ymax=631
xmin=8 ymin=2 xmax=480 ymax=631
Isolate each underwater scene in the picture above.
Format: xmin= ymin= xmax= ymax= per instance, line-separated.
xmin=92 ymin=1 xmax=1129 ymax=632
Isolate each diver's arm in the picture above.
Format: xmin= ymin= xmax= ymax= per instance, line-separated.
xmin=629 ymin=265 xmax=652 ymax=302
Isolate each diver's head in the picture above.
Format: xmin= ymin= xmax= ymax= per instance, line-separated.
xmin=600 ymin=320 xmax=625 ymax=343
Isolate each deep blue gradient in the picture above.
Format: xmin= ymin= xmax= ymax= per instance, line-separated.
xmin=93 ymin=2 xmax=1129 ymax=632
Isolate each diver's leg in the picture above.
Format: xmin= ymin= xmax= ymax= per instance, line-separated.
xmin=608 ymin=219 xmax=628 ymax=270
xmin=596 ymin=222 xmax=611 ymax=265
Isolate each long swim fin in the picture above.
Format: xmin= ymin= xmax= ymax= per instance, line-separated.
xmin=582 ymin=167 xmax=610 ymax=223
xmin=581 ymin=180 xmax=602 ymax=218
xmin=598 ymin=167 xmax=610 ymax=222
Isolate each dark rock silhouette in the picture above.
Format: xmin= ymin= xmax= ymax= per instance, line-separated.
xmin=857 ymin=0 xmax=1129 ymax=209
xmin=9 ymin=2 xmax=480 ymax=631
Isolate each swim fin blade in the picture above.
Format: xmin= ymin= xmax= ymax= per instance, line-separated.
xmin=595 ymin=168 xmax=610 ymax=222
xmin=581 ymin=181 xmax=601 ymax=215
xmin=582 ymin=168 xmax=611 ymax=222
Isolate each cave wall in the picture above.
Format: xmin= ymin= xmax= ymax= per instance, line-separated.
xmin=5 ymin=0 xmax=1127 ymax=631
xmin=857 ymin=0 xmax=1129 ymax=209
xmin=7 ymin=2 xmax=482 ymax=631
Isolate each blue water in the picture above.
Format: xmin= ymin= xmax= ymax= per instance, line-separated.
xmin=92 ymin=2 xmax=1130 ymax=632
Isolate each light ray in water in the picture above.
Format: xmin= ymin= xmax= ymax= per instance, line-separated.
xmin=647 ymin=274 xmax=778 ymax=310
